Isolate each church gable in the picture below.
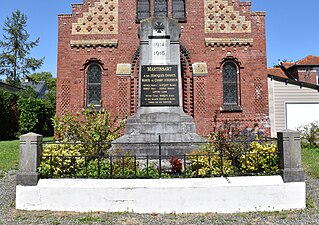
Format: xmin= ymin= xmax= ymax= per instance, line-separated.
xmin=71 ymin=0 xmax=118 ymax=35
xmin=204 ymin=0 xmax=251 ymax=33
xmin=57 ymin=0 xmax=269 ymax=136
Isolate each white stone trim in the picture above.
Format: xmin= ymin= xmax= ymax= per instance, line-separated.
xmin=16 ymin=176 xmax=305 ymax=213
xmin=116 ymin=64 xmax=132 ymax=76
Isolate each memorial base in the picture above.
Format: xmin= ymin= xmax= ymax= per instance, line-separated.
xmin=112 ymin=107 xmax=204 ymax=156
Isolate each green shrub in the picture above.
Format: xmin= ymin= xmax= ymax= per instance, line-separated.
xmin=53 ymin=105 xmax=126 ymax=155
xmin=186 ymin=147 xmax=234 ymax=177
xmin=298 ymin=121 xmax=319 ymax=148
xmin=76 ymin=158 xmax=111 ymax=178
xmin=38 ymin=114 xmax=279 ymax=178
xmin=39 ymin=106 xmax=126 ymax=177
xmin=0 ymin=89 xmax=19 ymax=140
xmin=239 ymin=141 xmax=279 ymax=174
xmin=186 ymin=141 xmax=278 ymax=177
xmin=138 ymin=162 xmax=162 ymax=178
xmin=17 ymin=89 xmax=55 ymax=136
xmin=109 ymin=155 xmax=138 ymax=178
xmin=38 ymin=143 xmax=86 ymax=178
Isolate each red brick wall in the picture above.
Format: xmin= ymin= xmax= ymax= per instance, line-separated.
xmin=290 ymin=67 xmax=318 ymax=85
xmin=57 ymin=0 xmax=270 ymax=136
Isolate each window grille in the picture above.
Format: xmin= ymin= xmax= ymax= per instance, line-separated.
xmin=137 ymin=0 xmax=185 ymax=21
xmin=154 ymin=0 xmax=168 ymax=17
xmin=223 ymin=61 xmax=238 ymax=106
xmin=87 ymin=64 xmax=102 ymax=107
xmin=137 ymin=0 xmax=150 ymax=21
xmin=172 ymin=0 xmax=186 ymax=20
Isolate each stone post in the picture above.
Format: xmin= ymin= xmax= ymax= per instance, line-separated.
xmin=16 ymin=133 xmax=43 ymax=186
xmin=277 ymin=130 xmax=305 ymax=182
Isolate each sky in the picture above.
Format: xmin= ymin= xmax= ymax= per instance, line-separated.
xmin=0 ymin=0 xmax=319 ymax=77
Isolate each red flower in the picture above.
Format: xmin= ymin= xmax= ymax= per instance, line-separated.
xmin=169 ymin=157 xmax=183 ymax=173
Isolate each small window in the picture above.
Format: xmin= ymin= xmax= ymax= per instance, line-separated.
xmin=222 ymin=61 xmax=241 ymax=111
xmin=172 ymin=0 xmax=186 ymax=21
xmin=137 ymin=0 xmax=150 ymax=21
xmin=87 ymin=63 xmax=102 ymax=107
xmin=154 ymin=0 xmax=168 ymax=17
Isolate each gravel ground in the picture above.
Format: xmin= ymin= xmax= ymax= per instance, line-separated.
xmin=0 ymin=171 xmax=318 ymax=225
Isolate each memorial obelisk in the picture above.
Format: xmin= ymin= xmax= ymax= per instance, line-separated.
xmin=113 ymin=17 xmax=203 ymax=155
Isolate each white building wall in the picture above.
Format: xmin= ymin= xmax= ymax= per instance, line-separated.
xmin=268 ymin=78 xmax=319 ymax=137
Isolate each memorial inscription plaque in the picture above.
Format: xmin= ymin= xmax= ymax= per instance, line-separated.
xmin=141 ymin=65 xmax=179 ymax=106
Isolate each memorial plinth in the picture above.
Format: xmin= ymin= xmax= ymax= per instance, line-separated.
xmin=112 ymin=17 xmax=203 ymax=155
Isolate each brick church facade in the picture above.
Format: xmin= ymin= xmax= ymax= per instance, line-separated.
xmin=57 ymin=0 xmax=269 ymax=136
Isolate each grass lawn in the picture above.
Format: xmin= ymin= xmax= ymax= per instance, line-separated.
xmin=0 ymin=139 xmax=20 ymax=173
xmin=0 ymin=137 xmax=53 ymax=176
xmin=301 ymin=147 xmax=319 ymax=178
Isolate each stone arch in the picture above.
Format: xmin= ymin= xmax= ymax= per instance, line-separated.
xmin=81 ymin=58 xmax=107 ymax=109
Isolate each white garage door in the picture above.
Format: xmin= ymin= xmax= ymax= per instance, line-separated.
xmin=286 ymin=103 xmax=319 ymax=130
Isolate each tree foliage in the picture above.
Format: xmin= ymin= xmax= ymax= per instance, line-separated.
xmin=53 ymin=106 xmax=126 ymax=154
xmin=0 ymin=89 xmax=19 ymax=140
xmin=27 ymin=72 xmax=56 ymax=92
xmin=17 ymin=88 xmax=55 ymax=136
xmin=0 ymin=10 xmax=44 ymax=87
xmin=298 ymin=121 xmax=319 ymax=148
xmin=26 ymin=71 xmax=56 ymax=110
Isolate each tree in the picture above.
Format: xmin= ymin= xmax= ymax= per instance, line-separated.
xmin=17 ymin=87 xmax=55 ymax=137
xmin=0 ymin=89 xmax=19 ymax=140
xmin=0 ymin=10 xmax=44 ymax=87
xmin=27 ymin=72 xmax=56 ymax=92
xmin=17 ymin=72 xmax=56 ymax=136
xmin=27 ymin=71 xmax=56 ymax=113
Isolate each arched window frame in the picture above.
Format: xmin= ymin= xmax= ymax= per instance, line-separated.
xmin=221 ymin=59 xmax=242 ymax=112
xmin=81 ymin=59 xmax=105 ymax=109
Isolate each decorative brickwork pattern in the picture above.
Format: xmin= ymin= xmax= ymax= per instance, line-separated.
xmin=70 ymin=39 xmax=118 ymax=48
xmin=254 ymin=77 xmax=264 ymax=115
xmin=204 ymin=0 xmax=251 ymax=33
xmin=118 ymin=77 xmax=130 ymax=117
xmin=61 ymin=79 xmax=71 ymax=114
xmin=57 ymin=0 xmax=268 ymax=137
xmin=130 ymin=49 xmax=140 ymax=116
xmin=180 ymin=46 xmax=194 ymax=117
xmin=194 ymin=77 xmax=206 ymax=115
xmin=205 ymin=38 xmax=253 ymax=47
xmin=72 ymin=0 xmax=118 ymax=35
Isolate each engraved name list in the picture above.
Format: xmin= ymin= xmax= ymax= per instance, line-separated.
xmin=141 ymin=65 xmax=179 ymax=106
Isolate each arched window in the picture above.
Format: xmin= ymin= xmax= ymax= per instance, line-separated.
xmin=154 ymin=0 xmax=168 ymax=17
xmin=87 ymin=63 xmax=102 ymax=107
xmin=222 ymin=61 xmax=240 ymax=110
xmin=172 ymin=0 xmax=186 ymax=21
xmin=137 ymin=0 xmax=150 ymax=21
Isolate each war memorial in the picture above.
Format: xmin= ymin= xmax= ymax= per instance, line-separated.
xmin=16 ymin=0 xmax=306 ymax=213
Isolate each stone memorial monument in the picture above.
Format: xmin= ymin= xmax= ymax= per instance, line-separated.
xmin=113 ymin=17 xmax=203 ymax=155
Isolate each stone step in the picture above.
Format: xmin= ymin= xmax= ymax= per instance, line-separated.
xmin=125 ymin=122 xmax=196 ymax=134
xmin=127 ymin=112 xmax=194 ymax=123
